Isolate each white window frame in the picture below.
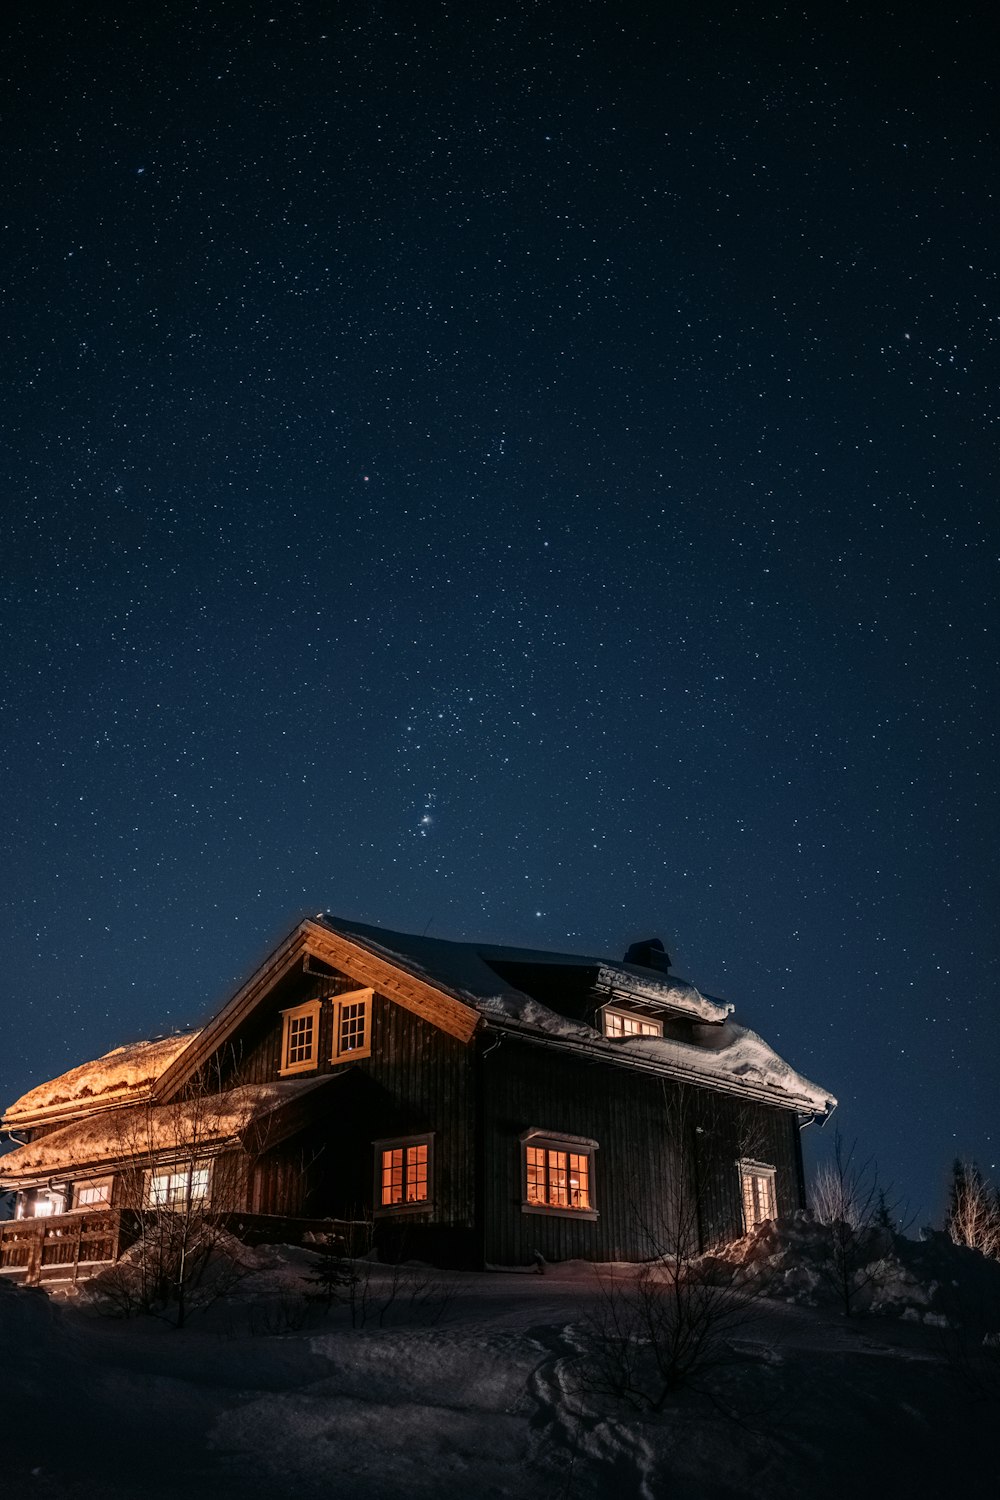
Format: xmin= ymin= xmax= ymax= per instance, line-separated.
xmin=331 ymin=987 xmax=373 ymax=1063
xmin=738 ymin=1159 xmax=777 ymax=1231
xmin=373 ymin=1133 xmax=434 ymax=1215
xmin=71 ymin=1176 xmax=113 ymax=1211
xmin=146 ymin=1163 xmax=212 ymax=1210
xmin=601 ymin=1006 xmax=664 ymax=1039
xmin=520 ymin=1129 xmax=599 ymax=1221
xmin=279 ymin=998 xmax=322 ymax=1076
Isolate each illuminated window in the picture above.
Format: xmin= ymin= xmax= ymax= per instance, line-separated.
xmin=332 ymin=988 xmax=373 ymax=1062
xmin=603 ymin=1008 xmax=663 ymax=1038
xmin=374 ymin=1135 xmax=433 ymax=1213
xmin=147 ymin=1165 xmax=211 ymax=1209
xmin=279 ymin=999 xmax=322 ymax=1075
xmin=32 ymin=1198 xmax=55 ymax=1218
xmin=739 ymin=1160 xmax=777 ymax=1231
xmin=73 ymin=1178 xmax=112 ymax=1210
xmin=521 ymin=1131 xmax=598 ymax=1219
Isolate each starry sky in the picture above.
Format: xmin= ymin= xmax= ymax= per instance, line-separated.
xmin=3 ymin=2 xmax=996 ymax=1226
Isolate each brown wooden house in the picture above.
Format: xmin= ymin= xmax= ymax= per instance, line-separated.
xmin=0 ymin=915 xmax=836 ymax=1285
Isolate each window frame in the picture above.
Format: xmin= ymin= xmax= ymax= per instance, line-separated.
xmin=331 ymin=987 xmax=373 ymax=1063
xmin=71 ymin=1176 xmax=113 ymax=1211
xmin=278 ymin=998 xmax=323 ymax=1076
xmin=601 ymin=1005 xmax=664 ymax=1039
xmin=738 ymin=1158 xmax=777 ymax=1232
xmin=145 ymin=1162 xmax=212 ymax=1210
xmin=373 ymin=1132 xmax=434 ymax=1216
xmin=520 ymin=1129 xmax=599 ymax=1221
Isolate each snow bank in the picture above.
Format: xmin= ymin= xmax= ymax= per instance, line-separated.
xmin=700 ymin=1213 xmax=1000 ymax=1326
xmin=3 ymin=1032 xmax=201 ymax=1127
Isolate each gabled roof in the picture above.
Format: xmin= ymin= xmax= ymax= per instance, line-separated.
xmin=0 ymin=1077 xmax=337 ymax=1187
xmin=318 ymin=915 xmax=732 ymax=1024
xmin=314 ymin=917 xmax=835 ymax=1117
xmin=2 ymin=915 xmax=837 ymax=1133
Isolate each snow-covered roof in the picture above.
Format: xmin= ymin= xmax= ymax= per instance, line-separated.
xmin=2 ymin=1033 xmax=202 ymax=1129
xmin=315 ymin=915 xmax=731 ymax=1023
xmin=316 ymin=916 xmax=835 ymax=1116
xmin=0 ymin=1077 xmax=335 ymax=1184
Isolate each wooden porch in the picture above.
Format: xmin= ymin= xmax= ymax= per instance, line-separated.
xmin=0 ymin=1210 xmax=135 ymax=1288
xmin=0 ymin=1210 xmax=372 ymax=1288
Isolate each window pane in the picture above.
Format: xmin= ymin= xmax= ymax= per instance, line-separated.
xmin=287 ymin=1012 xmax=315 ymax=1066
xmin=405 ymin=1143 xmax=428 ymax=1202
xmin=568 ymin=1153 xmax=590 ymax=1209
xmin=526 ymin=1145 xmax=545 ymax=1204
xmin=382 ymin=1148 xmax=404 ymax=1205
xmin=547 ymin=1150 xmax=568 ymax=1207
xmin=339 ymin=1000 xmax=367 ymax=1054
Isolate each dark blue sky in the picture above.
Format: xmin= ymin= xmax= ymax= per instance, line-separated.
xmin=3 ymin=2 xmax=996 ymax=1225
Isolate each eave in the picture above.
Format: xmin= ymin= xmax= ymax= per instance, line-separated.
xmin=154 ymin=919 xmax=481 ymax=1101
xmin=483 ymin=1015 xmax=835 ymax=1119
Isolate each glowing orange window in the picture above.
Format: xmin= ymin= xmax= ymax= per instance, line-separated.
xmin=377 ymin=1138 xmax=431 ymax=1210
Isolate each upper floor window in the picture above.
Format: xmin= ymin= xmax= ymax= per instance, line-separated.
xmin=374 ymin=1133 xmax=433 ymax=1213
xmin=73 ymin=1177 xmax=112 ymax=1210
xmin=521 ymin=1129 xmax=599 ymax=1220
xmin=279 ymin=999 xmax=322 ymax=1076
xmin=332 ymin=988 xmax=373 ymax=1062
xmin=739 ymin=1159 xmax=777 ymax=1231
xmin=603 ymin=1007 xmax=663 ymax=1039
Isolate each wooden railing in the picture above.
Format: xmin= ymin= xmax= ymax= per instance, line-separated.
xmin=0 ymin=1210 xmax=127 ymax=1286
xmin=0 ymin=1210 xmax=369 ymax=1287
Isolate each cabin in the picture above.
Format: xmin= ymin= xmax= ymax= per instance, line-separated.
xmin=0 ymin=915 xmax=835 ymax=1286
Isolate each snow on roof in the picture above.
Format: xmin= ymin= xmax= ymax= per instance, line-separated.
xmin=0 ymin=1077 xmax=335 ymax=1183
xmin=318 ymin=915 xmax=835 ymax=1115
xmin=317 ymin=915 xmax=729 ymax=1022
xmin=3 ymin=1033 xmax=201 ymax=1128
xmin=594 ymin=963 xmax=731 ymax=1022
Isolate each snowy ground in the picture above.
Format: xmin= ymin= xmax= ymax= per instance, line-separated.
xmin=5 ymin=1247 xmax=998 ymax=1499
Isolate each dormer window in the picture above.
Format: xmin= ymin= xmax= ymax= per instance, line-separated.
xmin=602 ymin=1007 xmax=663 ymax=1039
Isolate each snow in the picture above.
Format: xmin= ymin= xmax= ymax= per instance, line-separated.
xmin=3 ymin=1240 xmax=999 ymax=1498
xmin=3 ymin=1032 xmax=201 ymax=1127
xmin=596 ymin=962 xmax=732 ymax=1022
xmin=0 ymin=1078 xmax=335 ymax=1183
xmin=319 ymin=916 xmax=834 ymax=1115
xmin=320 ymin=914 xmax=729 ymax=1022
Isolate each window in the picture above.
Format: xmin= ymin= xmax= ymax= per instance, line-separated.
xmin=521 ymin=1130 xmax=598 ymax=1220
xmin=73 ymin=1178 xmax=112 ymax=1210
xmin=147 ymin=1165 xmax=211 ymax=1209
xmin=374 ymin=1134 xmax=433 ymax=1213
xmin=279 ymin=998 xmax=322 ymax=1076
xmin=603 ymin=1007 xmax=663 ymax=1039
xmin=332 ymin=987 xmax=373 ymax=1062
xmin=739 ymin=1160 xmax=777 ymax=1231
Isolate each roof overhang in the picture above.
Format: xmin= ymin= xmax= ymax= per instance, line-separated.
xmin=154 ymin=919 xmax=481 ymax=1101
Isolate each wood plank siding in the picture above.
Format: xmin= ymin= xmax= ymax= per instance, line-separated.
xmin=209 ymin=958 xmax=478 ymax=1260
xmin=480 ymin=1034 xmax=804 ymax=1266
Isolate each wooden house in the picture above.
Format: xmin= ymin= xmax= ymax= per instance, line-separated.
xmin=0 ymin=915 xmax=835 ymax=1286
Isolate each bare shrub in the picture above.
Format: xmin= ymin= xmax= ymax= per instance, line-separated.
xmin=809 ymin=1130 xmax=908 ymax=1317
xmin=947 ymin=1161 xmax=1000 ymax=1262
xmin=582 ymin=1086 xmax=761 ymax=1410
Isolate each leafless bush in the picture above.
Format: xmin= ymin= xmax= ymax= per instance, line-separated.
xmin=947 ymin=1161 xmax=1000 ymax=1261
xmin=581 ymin=1086 xmax=762 ymax=1410
xmin=809 ymin=1130 xmax=907 ymax=1317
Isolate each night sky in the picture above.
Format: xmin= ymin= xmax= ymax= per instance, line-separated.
xmin=3 ymin=2 xmax=996 ymax=1227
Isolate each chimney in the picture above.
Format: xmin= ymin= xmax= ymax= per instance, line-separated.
xmin=624 ymin=937 xmax=672 ymax=973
